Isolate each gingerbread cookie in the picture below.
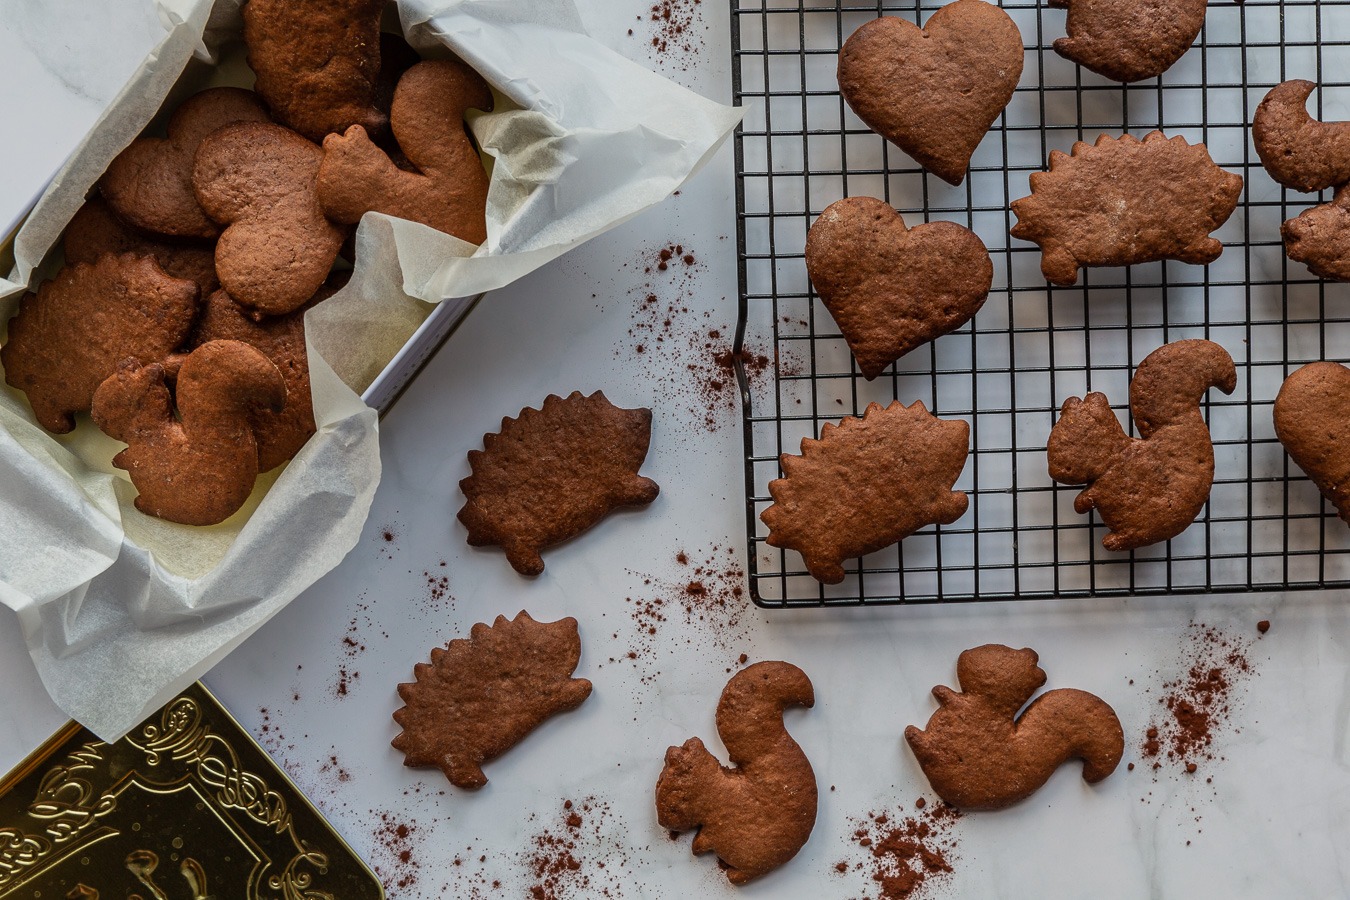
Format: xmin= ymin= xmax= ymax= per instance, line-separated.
xmin=242 ymin=0 xmax=386 ymax=143
xmin=458 ymin=391 xmax=660 ymax=576
xmin=191 ymin=285 xmax=335 ymax=471
xmin=837 ymin=0 xmax=1023 ymax=185
xmin=1050 ymin=0 xmax=1207 ymax=83
xmin=656 ymin=661 xmax=817 ymax=885
xmin=1047 ymin=339 xmax=1235 ymax=551
xmin=1283 ymin=185 xmax=1350 ymax=281
xmin=91 ymin=339 xmax=285 ymax=526
xmin=63 ymin=198 xmax=218 ymax=295
xmin=761 ymin=400 xmax=969 ymax=584
xmin=1274 ymin=362 xmax=1350 ymax=524
xmin=193 ymin=122 xmax=346 ymax=316
xmin=100 ymin=87 xmax=270 ymax=240
xmin=391 ymin=611 xmax=593 ymax=789
xmin=1011 ymin=132 xmax=1242 ymax=285
xmin=905 ymin=645 xmax=1124 ymax=810
xmin=318 ymin=58 xmax=494 ymax=245
xmin=805 ymin=197 xmax=992 ymax=379
xmin=1253 ymin=80 xmax=1350 ymax=193
xmin=2 ymin=253 xmax=198 ymax=434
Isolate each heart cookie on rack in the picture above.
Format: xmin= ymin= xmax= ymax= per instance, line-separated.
xmin=805 ymin=197 xmax=992 ymax=380
xmin=837 ymin=0 xmax=1024 ymax=185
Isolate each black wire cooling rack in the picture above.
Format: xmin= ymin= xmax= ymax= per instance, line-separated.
xmin=730 ymin=0 xmax=1350 ymax=606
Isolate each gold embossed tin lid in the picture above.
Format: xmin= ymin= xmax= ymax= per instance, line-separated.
xmin=0 ymin=682 xmax=384 ymax=898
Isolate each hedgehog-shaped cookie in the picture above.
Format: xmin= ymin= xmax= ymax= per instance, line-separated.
xmin=392 ymin=611 xmax=593 ymax=789
xmin=458 ymin=391 xmax=660 ymax=575
xmin=761 ymin=400 xmax=969 ymax=584
xmin=1011 ymin=132 xmax=1242 ymax=285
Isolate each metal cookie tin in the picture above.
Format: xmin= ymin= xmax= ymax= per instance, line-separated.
xmin=0 ymin=682 xmax=383 ymax=898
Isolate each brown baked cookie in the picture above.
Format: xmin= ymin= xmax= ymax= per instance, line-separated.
xmin=63 ymin=198 xmax=218 ymax=295
xmin=191 ymin=285 xmax=335 ymax=471
xmin=1050 ymin=0 xmax=1207 ymax=83
xmin=1 ymin=253 xmax=198 ymax=434
xmin=193 ymin=122 xmax=346 ymax=316
xmin=1274 ymin=362 xmax=1350 ymax=524
xmin=761 ymin=400 xmax=969 ymax=584
xmin=1283 ymin=185 xmax=1350 ymax=281
xmin=837 ymin=0 xmax=1023 ymax=186
xmin=1011 ymin=132 xmax=1243 ymax=285
xmin=391 ymin=611 xmax=593 ymax=789
xmin=242 ymin=0 xmax=386 ymax=143
xmin=655 ymin=661 xmax=817 ymax=885
xmin=905 ymin=645 xmax=1124 ymax=810
xmin=318 ymin=58 xmax=494 ymax=245
xmin=805 ymin=197 xmax=992 ymax=379
xmin=1253 ymin=80 xmax=1350 ymax=193
xmin=1047 ymin=339 xmax=1235 ymax=551
xmin=458 ymin=391 xmax=660 ymax=576
xmin=100 ymin=87 xmax=270 ymax=240
xmin=91 ymin=340 xmax=285 ymax=526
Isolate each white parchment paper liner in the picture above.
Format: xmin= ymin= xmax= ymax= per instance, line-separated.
xmin=0 ymin=0 xmax=740 ymax=740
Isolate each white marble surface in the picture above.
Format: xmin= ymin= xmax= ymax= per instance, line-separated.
xmin=2 ymin=1 xmax=1349 ymax=898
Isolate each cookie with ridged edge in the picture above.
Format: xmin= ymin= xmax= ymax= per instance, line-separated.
xmin=1010 ymin=131 xmax=1242 ymax=285
xmin=805 ymin=197 xmax=992 ymax=379
xmin=2 ymin=253 xmax=198 ymax=434
xmin=63 ymin=198 xmax=218 ymax=296
xmin=761 ymin=400 xmax=969 ymax=584
xmin=837 ymin=0 xmax=1024 ymax=186
xmin=458 ymin=391 xmax=660 ymax=575
xmin=391 ymin=611 xmax=593 ymax=789
xmin=100 ymin=87 xmax=270 ymax=239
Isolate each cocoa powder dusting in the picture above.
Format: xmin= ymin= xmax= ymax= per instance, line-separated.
xmin=635 ymin=0 xmax=706 ymax=69
xmin=524 ymin=797 xmax=627 ymax=899
xmin=608 ymin=545 xmax=756 ymax=686
xmin=370 ymin=810 xmax=423 ymax=892
xmin=837 ymin=800 xmax=962 ymax=900
xmin=1140 ymin=623 xmax=1256 ymax=777
xmin=617 ymin=243 xmax=782 ymax=432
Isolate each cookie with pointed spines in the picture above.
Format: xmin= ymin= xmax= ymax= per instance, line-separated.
xmin=458 ymin=391 xmax=660 ymax=575
xmin=2 ymin=253 xmax=199 ymax=434
xmin=392 ymin=611 xmax=593 ymax=789
xmin=761 ymin=400 xmax=970 ymax=584
xmin=1010 ymin=131 xmax=1242 ymax=285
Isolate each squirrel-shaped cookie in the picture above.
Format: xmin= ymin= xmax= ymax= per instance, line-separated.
xmin=1047 ymin=339 xmax=1235 ymax=550
xmin=318 ymin=58 xmax=494 ymax=245
xmin=905 ymin=645 xmax=1124 ymax=810
xmin=656 ymin=661 xmax=818 ymax=884
xmin=91 ymin=340 xmax=285 ymax=526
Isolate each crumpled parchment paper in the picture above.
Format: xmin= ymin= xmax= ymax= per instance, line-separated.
xmin=0 ymin=0 xmax=740 ymax=740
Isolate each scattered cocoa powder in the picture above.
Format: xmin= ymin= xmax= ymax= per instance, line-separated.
xmin=607 ymin=544 xmax=756 ymax=686
xmin=837 ymin=800 xmax=961 ymax=900
xmin=524 ymin=797 xmax=627 ymax=899
xmin=421 ymin=560 xmax=453 ymax=608
xmin=371 ymin=810 xmax=423 ymax=892
xmin=616 ymin=242 xmax=783 ymax=432
xmin=376 ymin=522 xmax=401 ymax=560
xmin=636 ymin=0 xmax=706 ymax=68
xmin=1140 ymin=623 xmax=1256 ymax=777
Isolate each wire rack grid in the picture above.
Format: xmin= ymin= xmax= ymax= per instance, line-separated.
xmin=729 ymin=0 xmax=1350 ymax=607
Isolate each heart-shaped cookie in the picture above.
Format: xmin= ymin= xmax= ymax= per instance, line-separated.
xmin=805 ymin=197 xmax=992 ymax=380
xmin=838 ymin=0 xmax=1024 ymax=185
xmin=1274 ymin=362 xmax=1350 ymax=524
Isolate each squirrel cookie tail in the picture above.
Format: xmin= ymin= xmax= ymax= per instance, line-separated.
xmin=1017 ymin=687 xmax=1125 ymax=784
xmin=1129 ymin=339 xmax=1236 ymax=436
